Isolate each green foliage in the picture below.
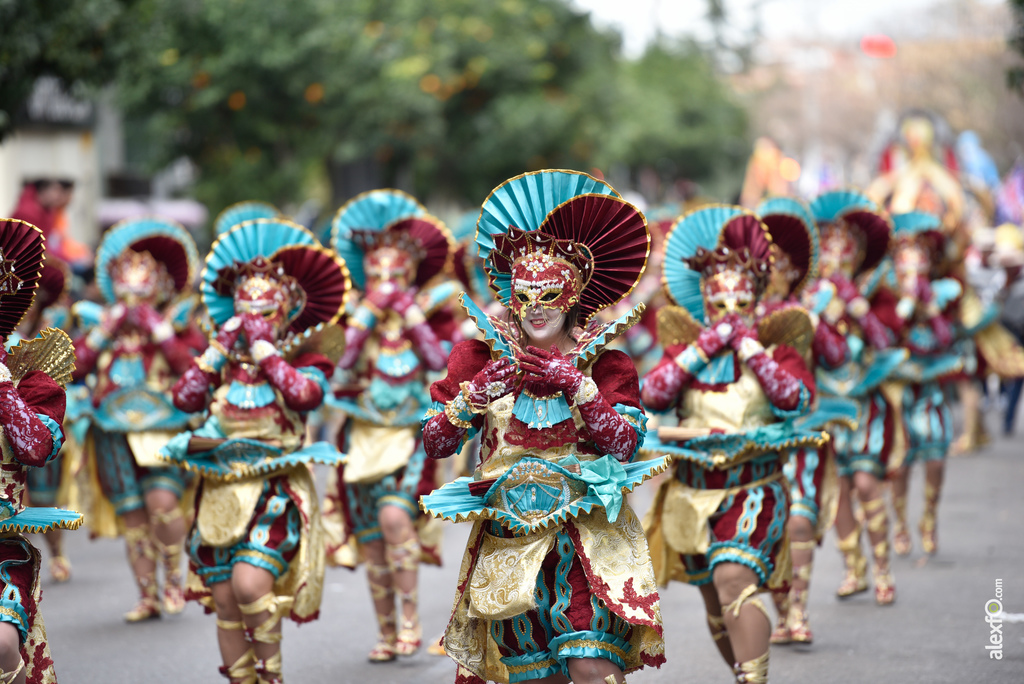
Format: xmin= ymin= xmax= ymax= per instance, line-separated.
xmin=1011 ymin=0 xmax=1024 ymax=96
xmin=0 ymin=0 xmax=139 ymax=139
xmin=16 ymin=0 xmax=747 ymax=216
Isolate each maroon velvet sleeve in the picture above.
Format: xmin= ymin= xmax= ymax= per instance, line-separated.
xmin=640 ymin=343 xmax=688 ymax=412
xmin=0 ymin=371 xmax=66 ymax=466
xmin=870 ymin=289 xmax=904 ymax=336
xmin=16 ymin=371 xmax=67 ymax=426
xmin=812 ymin=320 xmax=849 ymax=369
xmin=429 ymin=339 xmax=493 ymax=404
xmin=768 ymin=344 xmax=816 ymax=404
xmin=590 ymin=349 xmax=642 ymax=409
xmin=71 ymin=334 xmax=100 ymax=380
xmin=262 ymin=352 xmax=332 ymax=413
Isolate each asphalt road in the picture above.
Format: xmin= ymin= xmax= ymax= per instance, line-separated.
xmin=40 ymin=414 xmax=1024 ymax=683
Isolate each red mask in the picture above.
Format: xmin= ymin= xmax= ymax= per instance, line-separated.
xmin=365 ymin=246 xmax=414 ymax=288
xmin=818 ymin=220 xmax=864 ymax=279
xmin=111 ymin=250 xmax=172 ymax=305
xmin=702 ymin=269 xmax=756 ymax=325
xmin=510 ymin=251 xmax=581 ymax=319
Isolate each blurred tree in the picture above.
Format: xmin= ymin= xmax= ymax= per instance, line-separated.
xmin=0 ymin=0 xmax=139 ymax=140
xmin=112 ymin=0 xmax=747 ymax=218
xmin=1011 ymin=0 xmax=1024 ymax=96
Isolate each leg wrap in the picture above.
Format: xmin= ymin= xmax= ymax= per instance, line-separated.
xmin=707 ymin=612 xmax=729 ymax=642
xmin=238 ymin=593 xmax=285 ymax=646
xmin=734 ymin=650 xmax=769 ymax=684
xmin=385 ymin=536 xmax=420 ymax=573
xmin=0 ymin=659 xmax=24 ymax=684
xmin=836 ymin=526 xmax=868 ymax=598
xmin=124 ymin=524 xmax=160 ymax=621
xmin=239 ymin=594 xmax=284 ymax=684
xmin=724 ymin=584 xmax=759 ymax=619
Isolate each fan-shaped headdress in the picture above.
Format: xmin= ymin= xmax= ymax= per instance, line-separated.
xmin=202 ymin=219 xmax=351 ymax=340
xmin=477 ymin=170 xmax=650 ymax=323
xmin=756 ymin=196 xmax=819 ymax=298
xmin=330 ymin=189 xmax=452 ymax=290
xmin=95 ymin=217 xmax=200 ymax=305
xmin=37 ymin=257 xmax=71 ymax=312
xmin=662 ymin=205 xmax=772 ymax=321
xmin=213 ymin=201 xmax=280 ymax=237
xmin=809 ymin=189 xmax=891 ymax=277
xmin=0 ymin=219 xmax=46 ymax=341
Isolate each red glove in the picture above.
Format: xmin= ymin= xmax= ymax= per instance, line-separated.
xmin=215 ymin=317 xmax=243 ymax=352
xmin=519 ymin=346 xmax=584 ymax=395
xmin=861 ymin=311 xmax=894 ymax=350
xmin=696 ymin=325 xmax=729 ymax=359
xmin=916 ymin=276 xmax=934 ymax=304
xmin=465 ymin=357 xmax=517 ymax=407
xmin=830 ymin=275 xmax=860 ymax=304
xmin=728 ymin=319 xmax=761 ymax=354
xmin=366 ymin=285 xmax=398 ymax=312
xmin=930 ymin=314 xmax=953 ymax=348
xmin=240 ymin=312 xmax=276 ymax=347
xmin=392 ymin=290 xmax=418 ymax=317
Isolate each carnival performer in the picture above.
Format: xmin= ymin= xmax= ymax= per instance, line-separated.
xmin=0 ymin=218 xmax=82 ymax=683
xmin=321 ymin=190 xmax=457 ymax=662
xmin=73 ymin=217 xmax=205 ymax=621
xmin=421 ymin=170 xmax=666 ymax=684
xmin=754 ymin=197 xmax=844 ymax=645
xmin=161 ymin=217 xmax=349 ymax=684
xmin=14 ymin=257 xmax=78 ymax=583
xmin=641 ymin=205 xmax=819 ymax=684
xmin=805 ymin=190 xmax=903 ymax=606
xmin=884 ymin=212 xmax=963 ymax=557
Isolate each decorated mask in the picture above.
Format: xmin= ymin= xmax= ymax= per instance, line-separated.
xmin=364 ymin=245 xmax=415 ymax=289
xmin=893 ymin=241 xmax=930 ymax=296
xmin=510 ymin=251 xmax=582 ymax=319
xmin=702 ymin=268 xmax=757 ymax=325
xmin=110 ymin=250 xmax=173 ymax=305
xmin=228 ymin=256 xmax=303 ymax=335
xmin=818 ymin=220 xmax=865 ymax=279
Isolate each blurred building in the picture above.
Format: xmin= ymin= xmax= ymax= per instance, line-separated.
xmin=730 ymin=0 xmax=1024 ymax=195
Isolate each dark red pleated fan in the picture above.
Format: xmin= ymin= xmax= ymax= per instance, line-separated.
xmin=538 ymin=195 xmax=650 ymax=319
xmin=131 ymin=236 xmax=192 ymax=292
xmin=387 ymin=216 xmax=452 ymax=287
xmin=452 ymin=243 xmax=471 ymax=292
xmin=37 ymin=257 xmax=70 ymax=309
xmin=0 ymin=219 xmax=45 ymax=341
xmin=721 ymin=214 xmax=773 ymax=265
xmin=273 ymin=245 xmax=350 ymax=333
xmin=760 ymin=214 xmax=811 ymax=287
xmin=843 ymin=210 xmax=891 ymax=275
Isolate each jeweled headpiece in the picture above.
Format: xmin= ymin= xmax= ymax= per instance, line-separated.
xmin=477 ymin=170 xmax=649 ymax=323
xmin=95 ymin=216 xmax=200 ymax=304
xmin=809 ymin=189 xmax=891 ymax=277
xmin=203 ymin=218 xmax=350 ymax=338
xmin=331 ymin=189 xmax=452 ymax=290
xmin=663 ymin=205 xmax=772 ymax=323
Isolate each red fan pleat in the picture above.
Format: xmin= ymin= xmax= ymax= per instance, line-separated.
xmin=843 ymin=210 xmax=891 ymax=274
xmin=761 ymin=215 xmax=811 ymax=285
xmin=131 ymin=236 xmax=192 ymax=292
xmin=274 ymin=246 xmax=350 ymax=333
xmin=0 ymin=219 xmax=46 ymax=340
xmin=452 ymin=244 xmax=471 ymax=292
xmin=389 ymin=217 xmax=452 ymax=287
xmin=721 ymin=214 xmax=772 ymax=264
xmin=538 ymin=195 xmax=650 ymax=318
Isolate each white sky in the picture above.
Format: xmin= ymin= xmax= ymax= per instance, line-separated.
xmin=572 ymin=0 xmax=1005 ymax=56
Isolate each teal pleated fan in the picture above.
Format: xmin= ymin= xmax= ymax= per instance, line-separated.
xmin=213 ymin=201 xmax=279 ymax=237
xmin=330 ymin=189 xmax=425 ymax=289
xmin=663 ymin=205 xmax=746 ymax=321
xmin=476 ymin=170 xmax=619 ymax=263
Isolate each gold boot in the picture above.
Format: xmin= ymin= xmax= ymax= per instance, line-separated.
xmin=239 ymin=593 xmax=285 ymax=684
xmin=366 ymin=562 xmax=397 ymax=662
xmin=835 ymin=527 xmax=868 ymax=598
xmin=892 ymin=493 xmax=911 ymax=556
xmin=387 ymin=537 xmax=422 ymax=657
xmin=920 ymin=482 xmax=939 ymax=555
xmin=734 ymin=651 xmax=769 ymax=683
xmin=123 ymin=526 xmax=160 ymax=622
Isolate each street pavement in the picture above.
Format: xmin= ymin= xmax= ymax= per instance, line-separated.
xmin=41 ymin=415 xmax=1024 ymax=683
